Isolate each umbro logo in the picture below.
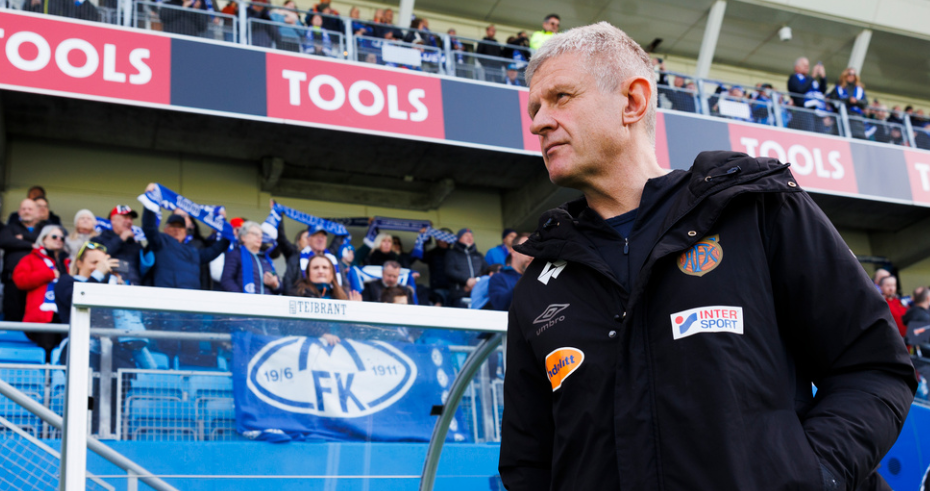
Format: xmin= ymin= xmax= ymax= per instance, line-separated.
xmin=538 ymin=260 xmax=567 ymax=285
xmin=534 ymin=303 xmax=569 ymax=336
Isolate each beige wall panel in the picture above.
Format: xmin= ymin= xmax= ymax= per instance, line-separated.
xmin=180 ymin=156 xmax=260 ymax=207
xmin=899 ymin=256 xmax=930 ymax=296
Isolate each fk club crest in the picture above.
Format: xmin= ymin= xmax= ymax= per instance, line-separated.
xmin=678 ymin=235 xmax=723 ymax=277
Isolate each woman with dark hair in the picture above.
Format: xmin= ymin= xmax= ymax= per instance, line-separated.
xmin=294 ymin=255 xmax=362 ymax=301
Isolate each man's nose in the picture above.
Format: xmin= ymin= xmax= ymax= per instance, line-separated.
xmin=530 ymin=107 xmax=555 ymax=136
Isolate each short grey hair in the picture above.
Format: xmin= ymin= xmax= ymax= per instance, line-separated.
xmin=238 ymin=221 xmax=262 ymax=242
xmin=526 ymin=22 xmax=657 ymax=144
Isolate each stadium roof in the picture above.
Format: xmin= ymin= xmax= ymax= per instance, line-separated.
xmin=416 ymin=0 xmax=930 ymax=101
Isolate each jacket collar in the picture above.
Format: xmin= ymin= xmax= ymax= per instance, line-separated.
xmin=516 ymin=151 xmax=796 ymax=269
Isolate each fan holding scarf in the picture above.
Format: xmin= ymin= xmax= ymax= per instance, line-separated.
xmin=13 ymin=225 xmax=69 ymax=361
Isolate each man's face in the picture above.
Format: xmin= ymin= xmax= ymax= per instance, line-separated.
xmin=382 ymin=266 xmax=400 ymax=286
xmin=503 ymin=231 xmax=517 ymax=248
xmin=110 ymin=213 xmax=132 ymax=234
xmin=458 ymin=231 xmax=474 ymax=246
xmin=34 ymin=199 xmax=50 ymax=221
xmin=881 ymin=277 xmax=897 ymax=298
xmin=309 ymin=231 xmax=328 ymax=253
xmin=544 ymin=17 xmax=559 ymax=32
xmin=18 ymin=199 xmax=37 ymax=224
xmin=384 ymin=9 xmax=393 ymax=23
xmin=529 ymin=54 xmax=625 ymax=189
xmin=874 ymin=269 xmax=890 ymax=286
xmin=487 ymin=25 xmax=496 ymax=37
xmin=312 ymin=15 xmax=322 ymax=27
xmin=795 ymin=58 xmax=809 ymax=75
xmin=166 ymin=223 xmax=187 ymax=243
xmin=507 ymin=69 xmax=518 ymax=81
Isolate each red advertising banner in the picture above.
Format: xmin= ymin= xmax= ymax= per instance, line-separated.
xmin=905 ymin=149 xmax=930 ymax=206
xmin=518 ymin=90 xmax=541 ymax=153
xmin=266 ymin=52 xmax=445 ymax=139
xmin=728 ymin=123 xmax=858 ymax=195
xmin=0 ymin=11 xmax=170 ymax=104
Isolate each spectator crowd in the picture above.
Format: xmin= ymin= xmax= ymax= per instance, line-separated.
xmin=0 ymin=185 xmax=534 ymax=360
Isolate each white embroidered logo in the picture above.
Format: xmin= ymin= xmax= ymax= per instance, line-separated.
xmin=537 ymin=260 xmax=567 ymax=285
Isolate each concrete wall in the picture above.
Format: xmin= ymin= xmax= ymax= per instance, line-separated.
xmin=2 ymin=138 xmax=506 ymax=260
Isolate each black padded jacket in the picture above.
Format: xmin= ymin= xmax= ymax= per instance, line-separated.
xmin=499 ymin=151 xmax=916 ymax=491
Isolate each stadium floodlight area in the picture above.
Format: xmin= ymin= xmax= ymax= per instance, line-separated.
xmin=46 ymin=282 xmax=507 ymax=491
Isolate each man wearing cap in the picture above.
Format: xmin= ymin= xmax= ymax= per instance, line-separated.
xmin=505 ymin=64 xmax=523 ymax=87
xmin=94 ymin=205 xmax=143 ymax=286
xmin=486 ymin=229 xmax=518 ymax=266
xmin=141 ymin=188 xmax=231 ymax=290
xmin=445 ymin=228 xmax=486 ymax=307
xmin=0 ymin=199 xmax=48 ymax=322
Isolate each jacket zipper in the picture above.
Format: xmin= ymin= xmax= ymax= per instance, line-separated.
xmin=623 ymin=237 xmax=629 ymax=255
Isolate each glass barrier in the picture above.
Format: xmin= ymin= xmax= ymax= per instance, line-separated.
xmin=134 ymin=0 xmax=236 ymax=42
xmin=355 ymin=35 xmax=446 ymax=74
xmin=657 ymin=84 xmax=700 ymax=114
xmin=248 ymin=18 xmax=345 ymax=58
xmin=915 ymin=125 xmax=930 ymax=150
xmin=43 ymin=283 xmax=507 ymax=490
xmin=846 ymin=114 xmax=910 ymax=146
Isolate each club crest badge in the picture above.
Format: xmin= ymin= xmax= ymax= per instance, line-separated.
xmin=677 ymin=234 xmax=723 ymax=277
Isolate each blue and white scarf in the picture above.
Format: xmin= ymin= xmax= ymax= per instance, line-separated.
xmin=137 ymin=184 xmax=236 ymax=241
xmin=241 ymin=246 xmax=258 ymax=294
xmin=834 ymin=85 xmax=866 ymax=116
xmin=411 ymin=227 xmax=458 ymax=259
xmin=261 ymin=202 xmax=349 ymax=241
xmin=364 ymin=217 xmax=431 ymax=248
xmin=39 ymin=254 xmax=58 ymax=313
xmin=95 ymin=217 xmax=146 ymax=242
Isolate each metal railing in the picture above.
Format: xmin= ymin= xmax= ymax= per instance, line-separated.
xmin=8 ymin=1 xmax=930 ymax=149
xmin=134 ymin=0 xmax=236 ymax=42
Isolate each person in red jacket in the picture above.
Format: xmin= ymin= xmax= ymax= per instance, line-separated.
xmin=13 ymin=224 xmax=69 ymax=360
xmin=880 ymin=275 xmax=908 ymax=338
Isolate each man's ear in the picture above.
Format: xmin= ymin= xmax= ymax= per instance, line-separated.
xmin=621 ymin=76 xmax=653 ymax=127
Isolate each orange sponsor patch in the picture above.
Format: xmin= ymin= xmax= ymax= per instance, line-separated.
xmin=545 ymin=347 xmax=584 ymax=391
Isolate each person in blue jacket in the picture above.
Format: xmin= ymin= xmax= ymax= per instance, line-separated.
xmin=142 ymin=185 xmax=230 ymax=289
xmin=488 ymin=234 xmax=531 ymax=311
xmin=485 ymin=228 xmax=517 ymax=266
xmin=220 ymin=221 xmax=282 ymax=295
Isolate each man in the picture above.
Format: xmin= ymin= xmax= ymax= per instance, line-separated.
xmin=504 ymin=64 xmax=523 ymax=87
xmin=445 ymin=228 xmax=486 ymax=307
xmin=0 ymin=199 xmax=47 ymax=322
xmin=529 ymin=14 xmax=560 ymax=50
xmin=903 ymin=287 xmax=930 ymax=334
xmin=7 ymin=187 xmax=62 ymax=226
xmin=476 ymin=25 xmax=503 ymax=60
xmin=499 ymin=22 xmax=915 ymax=491
xmin=488 ymin=234 xmax=531 ymax=311
xmin=786 ymin=57 xmax=827 ymax=132
xmin=486 ymin=229 xmax=517 ymax=266
xmin=95 ymin=205 xmax=143 ymax=285
xmin=880 ymin=275 xmax=908 ymax=339
xmin=362 ymin=260 xmax=413 ymax=303
xmin=141 ymin=187 xmax=230 ymax=290
xmin=873 ymin=267 xmax=891 ymax=293
xmin=423 ymin=229 xmax=454 ymax=305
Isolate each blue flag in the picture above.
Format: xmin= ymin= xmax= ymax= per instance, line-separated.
xmin=232 ymin=331 xmax=470 ymax=443
xmin=411 ymin=227 xmax=458 ymax=259
xmin=364 ymin=217 xmax=431 ymax=248
xmin=137 ymin=184 xmax=236 ymax=241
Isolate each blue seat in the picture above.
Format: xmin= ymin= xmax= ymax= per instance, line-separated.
xmin=0 ymin=331 xmax=34 ymax=345
xmin=126 ymin=399 xmax=196 ymax=441
xmin=126 ymin=373 xmax=184 ymax=401
xmin=0 ymin=346 xmax=45 ymax=364
xmin=202 ymin=398 xmax=236 ymax=440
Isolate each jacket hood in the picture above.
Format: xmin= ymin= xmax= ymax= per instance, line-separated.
xmin=517 ymin=151 xmax=794 ymax=262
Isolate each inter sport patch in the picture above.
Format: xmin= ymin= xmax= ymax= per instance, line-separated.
xmin=545 ymin=347 xmax=583 ymax=392
xmin=678 ymin=234 xmax=722 ymax=277
xmin=670 ymin=306 xmax=744 ymax=340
